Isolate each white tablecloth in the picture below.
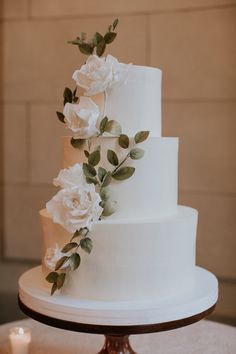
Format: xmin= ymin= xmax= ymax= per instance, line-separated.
xmin=0 ymin=319 xmax=235 ymax=353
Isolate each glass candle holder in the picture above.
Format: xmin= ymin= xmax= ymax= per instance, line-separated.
xmin=9 ymin=327 xmax=31 ymax=354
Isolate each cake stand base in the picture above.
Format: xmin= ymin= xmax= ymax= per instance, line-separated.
xmin=18 ymin=266 xmax=218 ymax=353
xmin=98 ymin=335 xmax=136 ymax=354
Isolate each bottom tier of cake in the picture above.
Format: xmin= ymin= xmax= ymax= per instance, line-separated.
xmin=40 ymin=206 xmax=198 ymax=302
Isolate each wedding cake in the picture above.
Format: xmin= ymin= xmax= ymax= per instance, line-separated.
xmin=39 ymin=19 xmax=198 ymax=302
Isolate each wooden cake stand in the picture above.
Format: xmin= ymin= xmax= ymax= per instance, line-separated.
xmin=18 ymin=266 xmax=218 ymax=354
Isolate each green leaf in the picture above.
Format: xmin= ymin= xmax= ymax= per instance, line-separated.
xmin=107 ymin=150 xmax=119 ymax=166
xmin=70 ymin=253 xmax=81 ymax=271
xmin=63 ymin=87 xmax=73 ymax=105
xmin=130 ymin=147 xmax=145 ymax=160
xmin=104 ymin=32 xmax=117 ymax=44
xmin=55 ymin=256 xmax=69 ymax=271
xmin=86 ymin=176 xmax=98 ymax=185
xmin=71 ymin=228 xmax=88 ymax=240
xmin=105 ymin=120 xmax=122 ymax=136
xmin=84 ymin=150 xmax=90 ymax=158
xmin=112 ymin=166 xmax=135 ymax=181
xmin=61 ymin=242 xmax=78 ymax=253
xmin=98 ymin=167 xmax=107 ymax=182
xmin=119 ymin=134 xmax=129 ymax=149
xmin=78 ymin=42 xmax=94 ymax=55
xmin=51 ymin=282 xmax=57 ymax=296
xmin=46 ymin=272 xmax=58 ymax=284
xmin=68 ymin=38 xmax=81 ymax=45
xmin=113 ymin=18 xmax=119 ymax=30
xmin=134 ymin=131 xmax=150 ymax=144
xmin=88 ymin=150 xmax=100 ymax=166
xmin=100 ymin=187 xmax=110 ymax=201
xmin=72 ymin=87 xmax=79 ymax=103
xmin=80 ymin=237 xmax=93 ymax=254
xmin=83 ymin=163 xmax=97 ymax=178
xmin=93 ymin=32 xmax=104 ymax=46
xmin=56 ymin=111 xmax=66 ymax=123
xmin=71 ymin=137 xmax=85 ymax=149
xmin=100 ymin=116 xmax=109 ymax=133
xmin=101 ymin=171 xmax=112 ymax=187
xmin=79 ymin=32 xmax=87 ymax=41
xmin=96 ymin=39 xmax=106 ymax=57
xmin=56 ymin=273 xmax=66 ymax=289
xmin=101 ymin=199 xmax=117 ymax=216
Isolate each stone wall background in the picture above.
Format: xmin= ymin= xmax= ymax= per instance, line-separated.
xmin=0 ymin=0 xmax=235 ymax=324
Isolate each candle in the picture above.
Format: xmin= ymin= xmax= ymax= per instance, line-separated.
xmin=9 ymin=327 xmax=31 ymax=354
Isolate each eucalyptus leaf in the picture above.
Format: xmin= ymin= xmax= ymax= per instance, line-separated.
xmin=56 ymin=273 xmax=66 ymax=289
xmin=100 ymin=187 xmax=110 ymax=201
xmin=70 ymin=253 xmax=81 ymax=271
xmin=130 ymin=147 xmax=145 ymax=160
xmin=104 ymin=32 xmax=117 ymax=44
xmin=46 ymin=272 xmax=58 ymax=284
xmin=78 ymin=42 xmax=94 ymax=55
xmin=88 ymin=150 xmax=100 ymax=166
xmin=98 ymin=167 xmax=107 ymax=182
xmin=134 ymin=131 xmax=150 ymax=144
xmin=71 ymin=137 xmax=85 ymax=149
xmin=86 ymin=176 xmax=98 ymax=185
xmin=96 ymin=39 xmax=106 ymax=57
xmin=63 ymin=87 xmax=73 ymax=105
xmin=67 ymin=38 xmax=81 ymax=45
xmin=79 ymin=32 xmax=86 ymax=41
xmin=84 ymin=150 xmax=90 ymax=158
xmin=71 ymin=228 xmax=88 ymax=241
xmin=80 ymin=237 xmax=93 ymax=254
xmin=105 ymin=120 xmax=122 ymax=136
xmin=112 ymin=166 xmax=135 ymax=181
xmin=51 ymin=282 xmax=57 ymax=296
xmin=107 ymin=150 xmax=119 ymax=166
xmin=93 ymin=32 xmax=104 ymax=46
xmin=61 ymin=242 xmax=78 ymax=253
xmin=101 ymin=171 xmax=112 ymax=187
xmin=100 ymin=116 xmax=109 ymax=133
xmin=55 ymin=256 xmax=69 ymax=271
xmin=119 ymin=134 xmax=129 ymax=149
xmin=56 ymin=111 xmax=66 ymax=123
xmin=83 ymin=163 xmax=97 ymax=178
xmin=102 ymin=199 xmax=117 ymax=216
xmin=113 ymin=18 xmax=119 ymax=30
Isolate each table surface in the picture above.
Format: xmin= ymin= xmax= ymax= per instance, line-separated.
xmin=0 ymin=319 xmax=235 ymax=354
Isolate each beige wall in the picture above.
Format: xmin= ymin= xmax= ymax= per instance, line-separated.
xmin=1 ymin=0 xmax=236 ymax=323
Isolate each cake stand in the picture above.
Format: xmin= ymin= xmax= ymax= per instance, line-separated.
xmin=18 ymin=266 xmax=218 ymax=354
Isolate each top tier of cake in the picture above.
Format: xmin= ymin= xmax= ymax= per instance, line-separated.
xmin=93 ymin=65 xmax=162 ymax=136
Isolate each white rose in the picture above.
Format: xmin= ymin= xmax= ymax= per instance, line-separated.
xmin=53 ymin=163 xmax=84 ymax=189
xmin=46 ymin=184 xmax=103 ymax=234
xmin=63 ymin=96 xmax=99 ymax=138
xmin=72 ymin=54 xmax=130 ymax=96
xmin=44 ymin=244 xmax=72 ymax=271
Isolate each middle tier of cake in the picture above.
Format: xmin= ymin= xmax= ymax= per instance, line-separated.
xmin=63 ymin=136 xmax=179 ymax=219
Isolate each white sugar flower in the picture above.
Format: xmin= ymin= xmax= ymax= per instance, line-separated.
xmin=53 ymin=163 xmax=84 ymax=189
xmin=44 ymin=244 xmax=71 ymax=271
xmin=72 ymin=54 xmax=130 ymax=96
xmin=63 ymin=96 xmax=99 ymax=138
xmin=46 ymin=184 xmax=103 ymax=234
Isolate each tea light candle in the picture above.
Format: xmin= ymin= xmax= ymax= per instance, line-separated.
xmin=9 ymin=327 xmax=31 ymax=354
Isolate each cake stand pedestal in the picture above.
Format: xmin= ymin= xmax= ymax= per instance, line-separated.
xmin=18 ymin=266 xmax=218 ymax=354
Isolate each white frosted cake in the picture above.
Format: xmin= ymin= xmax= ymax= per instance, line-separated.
xmin=39 ymin=20 xmax=198 ymax=302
